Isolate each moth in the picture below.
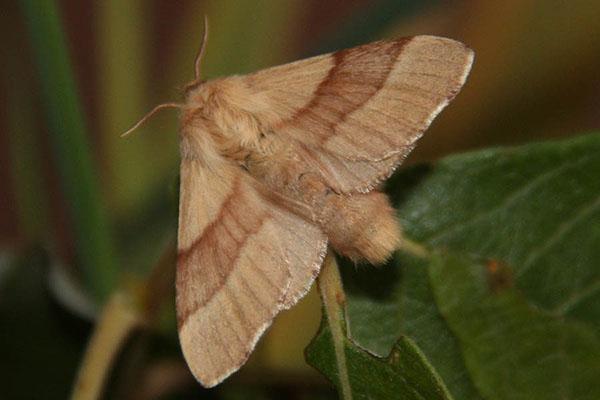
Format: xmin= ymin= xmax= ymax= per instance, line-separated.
xmin=126 ymin=28 xmax=473 ymax=387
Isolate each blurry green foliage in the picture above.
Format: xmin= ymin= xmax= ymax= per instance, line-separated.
xmin=310 ymin=0 xmax=438 ymax=55
xmin=19 ymin=0 xmax=118 ymax=302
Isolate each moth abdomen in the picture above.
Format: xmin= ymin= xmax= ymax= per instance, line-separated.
xmin=319 ymin=191 xmax=400 ymax=264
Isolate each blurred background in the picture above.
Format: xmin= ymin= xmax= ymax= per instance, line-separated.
xmin=2 ymin=0 xmax=600 ymax=399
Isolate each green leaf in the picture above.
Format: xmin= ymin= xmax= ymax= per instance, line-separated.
xmin=306 ymin=255 xmax=453 ymax=400
xmin=429 ymin=251 xmax=600 ymax=400
xmin=395 ymin=133 xmax=600 ymax=322
xmin=307 ymin=330 xmax=454 ymax=400
xmin=339 ymin=133 xmax=600 ymax=399
xmin=342 ymin=254 xmax=483 ymax=400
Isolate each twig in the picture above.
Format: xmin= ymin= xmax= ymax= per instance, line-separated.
xmin=70 ymin=292 xmax=141 ymax=400
xmin=70 ymin=241 xmax=176 ymax=399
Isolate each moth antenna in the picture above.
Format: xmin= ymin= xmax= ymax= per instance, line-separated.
xmin=121 ymin=103 xmax=183 ymax=138
xmin=194 ymin=15 xmax=209 ymax=81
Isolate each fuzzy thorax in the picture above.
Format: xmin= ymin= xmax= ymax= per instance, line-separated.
xmin=182 ymin=77 xmax=273 ymax=152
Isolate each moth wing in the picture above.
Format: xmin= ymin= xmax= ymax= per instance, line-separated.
xmin=177 ymin=156 xmax=326 ymax=387
xmin=246 ymin=35 xmax=474 ymax=192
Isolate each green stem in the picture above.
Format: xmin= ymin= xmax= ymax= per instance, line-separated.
xmin=19 ymin=0 xmax=118 ymax=301
xmin=318 ymin=251 xmax=353 ymax=400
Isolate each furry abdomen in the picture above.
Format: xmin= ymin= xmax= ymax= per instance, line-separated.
xmin=318 ymin=190 xmax=400 ymax=264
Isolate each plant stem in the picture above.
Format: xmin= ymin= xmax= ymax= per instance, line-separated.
xmin=70 ymin=241 xmax=175 ymax=399
xmin=399 ymin=237 xmax=430 ymax=259
xmin=318 ymin=251 xmax=353 ymax=400
xmin=70 ymin=291 xmax=141 ymax=400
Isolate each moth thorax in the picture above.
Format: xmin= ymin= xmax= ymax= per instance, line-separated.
xmin=210 ymin=133 xmax=251 ymax=163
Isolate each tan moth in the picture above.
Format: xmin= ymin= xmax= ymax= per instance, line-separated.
xmin=126 ymin=25 xmax=473 ymax=387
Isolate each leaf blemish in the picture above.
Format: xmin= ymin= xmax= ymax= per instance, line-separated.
xmin=485 ymin=259 xmax=514 ymax=293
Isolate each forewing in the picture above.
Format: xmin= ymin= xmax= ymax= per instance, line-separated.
xmin=177 ymin=158 xmax=326 ymax=387
xmin=246 ymin=36 xmax=474 ymax=192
